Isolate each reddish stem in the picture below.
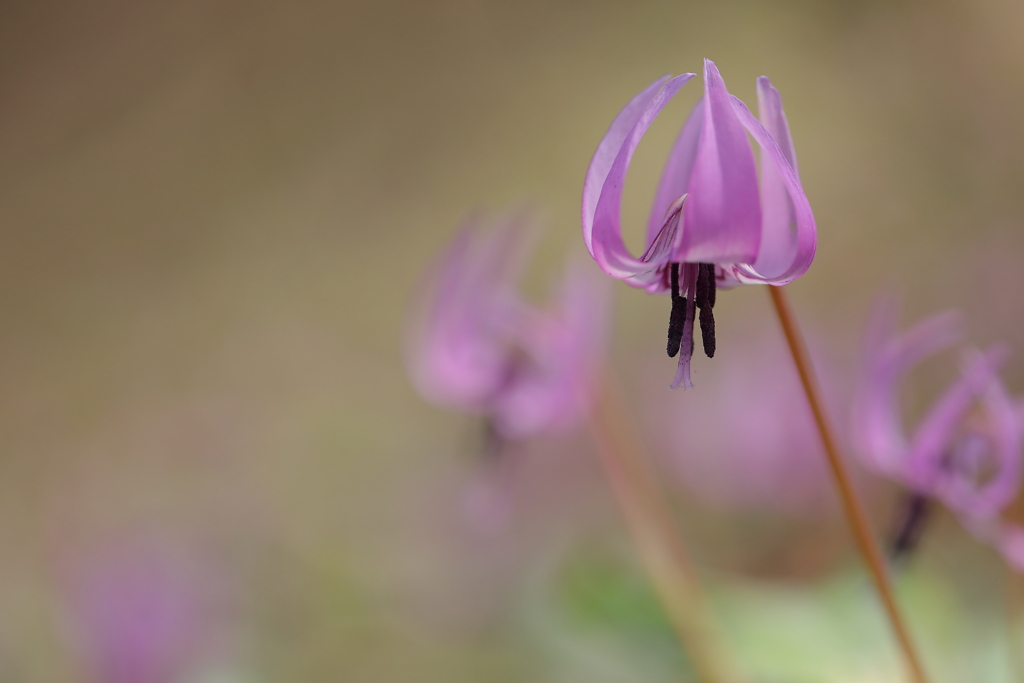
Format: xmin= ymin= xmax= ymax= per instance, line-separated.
xmin=768 ymin=285 xmax=928 ymax=683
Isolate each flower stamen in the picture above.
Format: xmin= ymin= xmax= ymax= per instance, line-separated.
xmin=667 ymin=263 xmax=718 ymax=387
xmin=671 ymin=264 xmax=699 ymax=390
xmin=666 ymin=263 xmax=686 ymax=358
xmin=695 ymin=263 xmax=716 ymax=358
xmin=888 ymin=491 xmax=932 ymax=562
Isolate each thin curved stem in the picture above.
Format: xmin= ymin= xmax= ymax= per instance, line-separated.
xmin=1004 ymin=497 xmax=1024 ymax=680
xmin=768 ymin=285 xmax=928 ymax=683
xmin=588 ymin=370 xmax=738 ymax=683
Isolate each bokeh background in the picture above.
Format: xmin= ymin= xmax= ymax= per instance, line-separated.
xmin=4 ymin=0 xmax=1024 ymax=681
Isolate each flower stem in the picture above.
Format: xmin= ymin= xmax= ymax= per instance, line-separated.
xmin=1004 ymin=498 xmax=1024 ymax=679
xmin=1008 ymin=568 xmax=1024 ymax=682
xmin=767 ymin=285 xmax=929 ymax=683
xmin=589 ymin=371 xmax=737 ymax=683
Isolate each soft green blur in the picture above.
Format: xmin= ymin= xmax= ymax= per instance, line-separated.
xmin=2 ymin=1 xmax=1024 ymax=681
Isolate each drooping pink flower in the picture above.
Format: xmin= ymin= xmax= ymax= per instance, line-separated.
xmin=852 ymin=298 xmax=1024 ymax=571
xmin=582 ymin=59 xmax=816 ymax=388
xmin=406 ymin=213 xmax=610 ymax=441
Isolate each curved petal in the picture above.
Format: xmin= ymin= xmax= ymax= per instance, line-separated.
xmin=919 ymin=346 xmax=1021 ymax=518
xmin=405 ymin=217 xmax=534 ymax=413
xmin=646 ymin=99 xmax=704 ymax=247
xmin=878 ymin=307 xmax=964 ymax=381
xmin=752 ymin=76 xmax=802 ymax=279
xmin=953 ymin=372 xmax=1022 ymax=516
xmin=726 ymin=93 xmax=817 ymax=285
xmin=676 ymin=60 xmax=762 ymax=264
xmin=583 ymin=73 xmax=695 ymax=280
xmin=851 ymin=299 xmax=962 ymax=477
xmin=907 ymin=347 xmax=1009 ymax=492
xmin=493 ymin=258 xmax=610 ymax=437
xmin=583 ymin=76 xmax=669 ymax=253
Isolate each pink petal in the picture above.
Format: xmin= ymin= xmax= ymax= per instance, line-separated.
xmin=583 ymin=74 xmax=695 ymax=280
xmin=676 ymin=60 xmax=761 ymax=264
xmin=752 ymin=76 xmax=802 ymax=280
xmin=406 ymin=216 xmax=535 ymax=412
xmin=726 ymin=89 xmax=816 ymax=284
xmin=919 ymin=346 xmax=1021 ymax=518
xmin=907 ymin=347 xmax=1007 ymax=484
xmin=492 ymin=258 xmax=609 ymax=437
xmin=646 ymin=99 xmax=704 ymax=248
xmin=851 ymin=299 xmax=962 ymax=477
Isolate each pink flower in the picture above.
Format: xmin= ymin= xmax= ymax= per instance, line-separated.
xmin=582 ymin=59 xmax=815 ymax=388
xmin=852 ymin=298 xmax=1024 ymax=571
xmin=406 ymin=213 xmax=609 ymax=440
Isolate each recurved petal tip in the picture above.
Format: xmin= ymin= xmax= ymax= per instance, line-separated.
xmin=727 ymin=89 xmax=816 ymax=284
xmin=583 ymin=73 xmax=695 ymax=282
xmin=756 ymin=75 xmax=779 ymax=103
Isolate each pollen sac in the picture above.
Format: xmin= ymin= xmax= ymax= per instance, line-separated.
xmin=704 ymin=264 xmax=716 ymax=308
xmin=666 ymin=263 xmax=685 ymax=358
xmin=694 ymin=263 xmax=716 ymax=308
xmin=699 ymin=306 xmax=716 ymax=358
xmin=694 ymin=267 xmax=708 ymax=309
xmin=695 ymin=263 xmax=716 ymax=358
xmin=667 ymin=296 xmax=686 ymax=357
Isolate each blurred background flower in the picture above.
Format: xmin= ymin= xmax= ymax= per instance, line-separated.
xmin=657 ymin=330 xmax=842 ymax=517
xmin=59 ymin=538 xmax=214 ymax=683
xmin=637 ymin=312 xmax=859 ymax=579
xmin=406 ymin=213 xmax=609 ymax=441
xmin=852 ymin=298 xmax=1024 ymax=572
xmin=404 ymin=213 xmax=609 ymax=537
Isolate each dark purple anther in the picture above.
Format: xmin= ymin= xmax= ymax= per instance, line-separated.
xmin=667 ymin=263 xmax=686 ymax=357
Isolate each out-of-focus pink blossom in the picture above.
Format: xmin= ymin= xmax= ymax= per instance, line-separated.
xmin=852 ymin=298 xmax=1024 ymax=571
xmin=657 ymin=332 xmax=839 ymax=516
xmin=406 ymin=214 xmax=610 ymax=440
xmin=65 ymin=542 xmax=209 ymax=683
xmin=582 ymin=59 xmax=816 ymax=388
